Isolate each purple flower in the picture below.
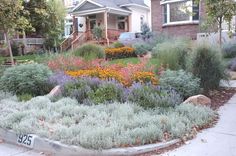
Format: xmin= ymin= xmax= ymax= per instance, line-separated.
xmin=48 ymin=71 xmax=76 ymax=87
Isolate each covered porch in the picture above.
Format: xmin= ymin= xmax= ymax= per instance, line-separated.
xmin=61 ymin=1 xmax=132 ymax=51
xmin=75 ymin=12 xmax=131 ymax=39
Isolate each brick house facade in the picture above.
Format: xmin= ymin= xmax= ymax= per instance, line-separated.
xmin=151 ymin=0 xmax=205 ymax=40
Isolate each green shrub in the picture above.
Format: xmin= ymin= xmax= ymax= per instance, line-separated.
xmin=88 ymin=82 xmax=125 ymax=104
xmin=152 ymin=39 xmax=190 ymax=70
xmin=160 ymin=70 xmax=201 ymax=99
xmin=133 ymin=43 xmax=153 ymax=56
xmin=190 ymin=44 xmax=226 ymax=92
xmin=11 ymin=42 xmax=19 ymax=56
xmin=127 ymin=83 xmax=183 ymax=109
xmin=141 ymin=23 xmax=153 ymax=40
xmin=0 ymin=63 xmax=53 ymax=96
xmin=73 ymin=44 xmax=105 ymax=60
xmin=18 ymin=93 xmax=33 ymax=102
xmin=63 ymin=80 xmax=92 ymax=104
xmin=112 ymin=42 xmax=124 ymax=48
xmin=222 ymin=43 xmax=236 ymax=58
xmin=92 ymin=26 xmax=103 ymax=40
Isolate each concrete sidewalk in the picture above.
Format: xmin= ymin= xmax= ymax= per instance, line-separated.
xmin=0 ymin=142 xmax=45 ymax=156
xmin=159 ymin=94 xmax=236 ymax=156
xmin=220 ymin=80 xmax=236 ymax=88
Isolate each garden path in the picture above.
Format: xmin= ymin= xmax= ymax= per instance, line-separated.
xmin=159 ymin=94 xmax=236 ymax=156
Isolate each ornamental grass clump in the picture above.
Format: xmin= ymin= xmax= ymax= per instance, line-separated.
xmin=73 ymin=44 xmax=105 ymax=60
xmin=190 ymin=44 xmax=227 ymax=92
xmin=152 ymin=38 xmax=190 ymax=70
xmin=0 ymin=63 xmax=53 ymax=96
xmin=222 ymin=42 xmax=236 ymax=58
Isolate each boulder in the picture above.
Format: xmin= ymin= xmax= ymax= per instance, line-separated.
xmin=183 ymin=94 xmax=211 ymax=106
xmin=47 ymin=85 xmax=62 ymax=98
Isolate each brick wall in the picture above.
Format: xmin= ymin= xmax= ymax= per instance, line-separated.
xmin=151 ymin=0 xmax=206 ymax=39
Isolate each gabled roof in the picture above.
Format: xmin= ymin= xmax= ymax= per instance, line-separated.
xmin=72 ymin=0 xmax=149 ymax=14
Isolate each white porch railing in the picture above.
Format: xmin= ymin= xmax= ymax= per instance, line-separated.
xmin=12 ymin=38 xmax=45 ymax=45
xmin=197 ymin=31 xmax=236 ymax=45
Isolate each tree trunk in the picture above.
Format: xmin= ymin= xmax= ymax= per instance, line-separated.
xmin=23 ymin=30 xmax=27 ymax=55
xmin=219 ymin=18 xmax=222 ymax=47
xmin=5 ymin=30 xmax=14 ymax=66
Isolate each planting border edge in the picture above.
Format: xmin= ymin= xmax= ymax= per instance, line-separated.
xmin=0 ymin=128 xmax=180 ymax=156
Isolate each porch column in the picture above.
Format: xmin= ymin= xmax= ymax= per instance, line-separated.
xmin=73 ymin=15 xmax=78 ymax=40
xmin=128 ymin=15 xmax=132 ymax=32
xmin=104 ymin=11 xmax=109 ymax=45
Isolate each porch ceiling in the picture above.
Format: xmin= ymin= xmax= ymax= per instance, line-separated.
xmin=73 ymin=8 xmax=131 ymax=17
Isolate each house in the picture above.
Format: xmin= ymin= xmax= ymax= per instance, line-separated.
xmin=151 ymin=0 xmax=204 ymax=40
xmin=151 ymin=0 xmax=236 ymax=40
xmin=63 ymin=0 xmax=84 ymax=38
xmin=61 ymin=0 xmax=151 ymax=51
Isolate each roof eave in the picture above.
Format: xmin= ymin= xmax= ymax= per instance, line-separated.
xmin=119 ymin=4 xmax=150 ymax=10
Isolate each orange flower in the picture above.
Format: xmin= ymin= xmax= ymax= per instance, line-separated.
xmin=65 ymin=69 xmax=158 ymax=86
xmin=105 ymin=47 xmax=135 ymax=59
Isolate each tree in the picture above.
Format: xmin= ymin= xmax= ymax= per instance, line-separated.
xmin=44 ymin=0 xmax=66 ymax=52
xmin=197 ymin=0 xmax=236 ymax=46
xmin=0 ymin=0 xmax=31 ymax=65
xmin=23 ymin=0 xmax=49 ymax=36
xmin=92 ymin=26 xmax=103 ymax=44
xmin=141 ymin=23 xmax=153 ymax=40
xmin=23 ymin=0 xmax=66 ymax=51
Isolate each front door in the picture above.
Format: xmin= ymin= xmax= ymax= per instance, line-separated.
xmin=90 ymin=19 xmax=96 ymax=30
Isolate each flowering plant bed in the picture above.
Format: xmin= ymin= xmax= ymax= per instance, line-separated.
xmin=105 ymin=47 xmax=136 ymax=59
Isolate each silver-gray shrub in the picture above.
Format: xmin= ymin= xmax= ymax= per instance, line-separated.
xmin=0 ymin=63 xmax=53 ymax=96
xmin=160 ymin=70 xmax=201 ymax=99
xmin=127 ymin=83 xmax=183 ymax=109
xmin=0 ymin=96 xmax=216 ymax=150
xmin=0 ymin=91 xmax=16 ymax=100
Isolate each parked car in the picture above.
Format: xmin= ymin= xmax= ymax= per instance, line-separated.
xmin=118 ymin=32 xmax=142 ymax=45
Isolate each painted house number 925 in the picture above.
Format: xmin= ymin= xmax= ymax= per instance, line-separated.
xmin=17 ymin=134 xmax=35 ymax=148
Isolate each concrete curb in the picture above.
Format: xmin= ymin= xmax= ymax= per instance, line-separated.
xmin=0 ymin=128 xmax=181 ymax=156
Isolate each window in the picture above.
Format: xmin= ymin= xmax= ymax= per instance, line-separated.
xmin=140 ymin=16 xmax=144 ymax=29
xmin=117 ymin=16 xmax=126 ymax=30
xmin=64 ymin=25 xmax=73 ymax=37
xmin=162 ymin=0 xmax=199 ymax=25
xmin=72 ymin=0 xmax=79 ymax=5
xmin=0 ymin=33 xmax=4 ymax=41
xmin=117 ymin=16 xmax=125 ymax=20
xmin=118 ymin=22 xmax=125 ymax=30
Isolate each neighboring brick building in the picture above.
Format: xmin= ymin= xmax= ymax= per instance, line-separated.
xmin=151 ymin=0 xmax=205 ymax=39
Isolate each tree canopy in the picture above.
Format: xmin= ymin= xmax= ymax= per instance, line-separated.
xmin=0 ymin=0 xmax=32 ymax=64
xmin=23 ymin=0 xmax=66 ymax=50
xmin=197 ymin=0 xmax=236 ymax=45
